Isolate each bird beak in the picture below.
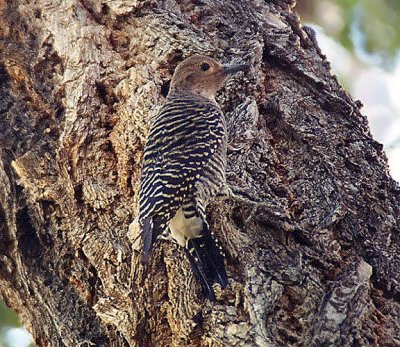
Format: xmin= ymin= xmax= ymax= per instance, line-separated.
xmin=222 ymin=63 xmax=250 ymax=76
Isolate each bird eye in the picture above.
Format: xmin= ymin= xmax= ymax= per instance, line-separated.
xmin=200 ymin=63 xmax=210 ymax=71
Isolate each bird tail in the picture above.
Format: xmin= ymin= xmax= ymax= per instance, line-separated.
xmin=185 ymin=229 xmax=228 ymax=300
xmin=140 ymin=217 xmax=166 ymax=264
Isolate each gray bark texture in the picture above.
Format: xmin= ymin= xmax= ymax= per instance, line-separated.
xmin=1 ymin=0 xmax=400 ymax=346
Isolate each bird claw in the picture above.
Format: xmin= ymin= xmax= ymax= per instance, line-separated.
xmin=227 ymin=144 xmax=244 ymax=152
xmin=244 ymin=201 xmax=273 ymax=224
xmin=219 ymin=184 xmax=290 ymax=226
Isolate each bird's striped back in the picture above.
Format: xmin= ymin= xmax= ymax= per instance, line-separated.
xmin=139 ymin=92 xmax=226 ymax=223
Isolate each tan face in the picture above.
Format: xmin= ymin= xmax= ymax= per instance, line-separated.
xmin=168 ymin=54 xmax=249 ymax=99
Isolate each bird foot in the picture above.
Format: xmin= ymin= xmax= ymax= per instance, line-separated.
xmin=218 ymin=184 xmax=292 ymax=226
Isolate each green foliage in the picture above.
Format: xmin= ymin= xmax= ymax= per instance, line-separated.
xmin=336 ymin=0 xmax=358 ymax=50
xmin=0 ymin=300 xmax=34 ymax=347
xmin=349 ymin=0 xmax=400 ymax=65
xmin=0 ymin=300 xmax=20 ymax=327
xmin=298 ymin=0 xmax=400 ymax=68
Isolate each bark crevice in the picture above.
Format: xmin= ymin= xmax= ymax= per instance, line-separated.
xmin=1 ymin=1 xmax=400 ymax=346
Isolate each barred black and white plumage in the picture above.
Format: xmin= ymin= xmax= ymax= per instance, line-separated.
xmin=138 ymin=54 xmax=249 ymax=300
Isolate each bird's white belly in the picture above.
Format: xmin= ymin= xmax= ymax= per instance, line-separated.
xmin=169 ymin=207 xmax=203 ymax=247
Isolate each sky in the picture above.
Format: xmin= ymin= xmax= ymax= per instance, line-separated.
xmin=312 ymin=26 xmax=400 ymax=183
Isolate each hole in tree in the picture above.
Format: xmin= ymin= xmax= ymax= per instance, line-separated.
xmin=101 ymin=3 xmax=109 ymax=15
xmin=16 ymin=206 xmax=41 ymax=258
xmin=74 ymin=184 xmax=84 ymax=203
xmin=161 ymin=80 xmax=170 ymax=97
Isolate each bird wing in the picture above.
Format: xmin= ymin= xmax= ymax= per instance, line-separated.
xmin=138 ymin=96 xmax=225 ymax=254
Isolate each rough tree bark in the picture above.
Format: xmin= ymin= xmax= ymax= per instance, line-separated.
xmin=0 ymin=0 xmax=399 ymax=346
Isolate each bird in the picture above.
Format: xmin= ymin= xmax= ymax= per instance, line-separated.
xmin=138 ymin=54 xmax=249 ymax=300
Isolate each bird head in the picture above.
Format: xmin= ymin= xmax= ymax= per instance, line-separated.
xmin=168 ymin=54 xmax=249 ymax=101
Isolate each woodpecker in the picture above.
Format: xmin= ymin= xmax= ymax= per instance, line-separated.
xmin=138 ymin=54 xmax=249 ymax=300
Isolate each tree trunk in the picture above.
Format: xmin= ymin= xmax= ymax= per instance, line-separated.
xmin=1 ymin=0 xmax=399 ymax=346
